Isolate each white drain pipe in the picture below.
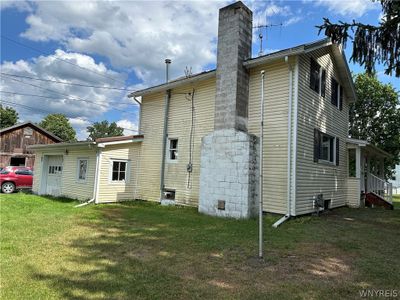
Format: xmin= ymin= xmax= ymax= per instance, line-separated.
xmin=74 ymin=198 xmax=95 ymax=208
xmin=273 ymin=56 xmax=294 ymax=228
xmin=259 ymin=70 xmax=265 ymax=259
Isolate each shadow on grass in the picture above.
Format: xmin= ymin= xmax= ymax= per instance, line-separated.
xmin=27 ymin=202 xmax=400 ymax=299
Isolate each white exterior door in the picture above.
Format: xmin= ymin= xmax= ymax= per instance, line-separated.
xmin=46 ymin=155 xmax=63 ymax=196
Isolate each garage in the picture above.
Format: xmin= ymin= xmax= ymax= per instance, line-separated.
xmin=44 ymin=155 xmax=63 ymax=196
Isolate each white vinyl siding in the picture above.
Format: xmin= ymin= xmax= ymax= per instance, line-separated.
xmin=97 ymin=143 xmax=141 ymax=203
xmin=295 ymin=47 xmax=349 ymax=215
xmin=248 ymin=59 xmax=293 ymax=214
xmin=32 ymin=148 xmax=97 ymax=201
xmin=135 ymin=78 xmax=216 ymax=206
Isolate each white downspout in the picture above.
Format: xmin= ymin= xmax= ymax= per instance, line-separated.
xmin=273 ymin=56 xmax=293 ymax=227
xmin=259 ymin=70 xmax=265 ymax=259
xmin=75 ymin=146 xmax=102 ymax=208
xmin=94 ymin=146 xmax=103 ymax=204
xmin=292 ymin=56 xmax=299 ymax=216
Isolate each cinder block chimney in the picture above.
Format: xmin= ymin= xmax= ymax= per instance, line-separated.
xmin=199 ymin=1 xmax=259 ymax=219
xmin=215 ymin=1 xmax=252 ymax=132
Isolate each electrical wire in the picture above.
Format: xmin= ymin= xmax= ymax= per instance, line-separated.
xmin=1 ymin=35 xmax=129 ymax=88
xmin=0 ymin=72 xmax=136 ymax=92
xmin=186 ymin=88 xmax=196 ymax=189
xmin=1 ymin=75 xmax=138 ymax=113
xmin=0 ymin=99 xmax=138 ymax=133
xmin=0 ymin=90 xmax=136 ymax=108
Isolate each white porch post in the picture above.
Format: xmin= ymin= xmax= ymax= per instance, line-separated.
xmin=356 ymin=147 xmax=361 ymax=179
xmin=360 ymin=149 xmax=365 ymax=193
xmin=365 ymin=154 xmax=370 ymax=192
xmin=379 ymin=157 xmax=385 ymax=179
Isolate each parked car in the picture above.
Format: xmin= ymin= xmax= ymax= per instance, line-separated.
xmin=0 ymin=167 xmax=33 ymax=193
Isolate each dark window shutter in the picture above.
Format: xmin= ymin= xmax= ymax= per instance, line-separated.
xmin=330 ymin=137 xmax=334 ymax=162
xmin=314 ymin=129 xmax=320 ymax=162
xmin=310 ymin=59 xmax=316 ymax=89
xmin=321 ymin=69 xmax=326 ymax=97
xmin=339 ymin=86 xmax=343 ymax=111
xmin=331 ymin=78 xmax=338 ymax=106
xmin=336 ymin=138 xmax=340 ymax=166
xmin=310 ymin=58 xmax=320 ymax=93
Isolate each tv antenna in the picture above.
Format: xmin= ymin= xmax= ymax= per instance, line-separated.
xmin=184 ymin=66 xmax=193 ymax=78
xmin=253 ymin=23 xmax=283 ymax=56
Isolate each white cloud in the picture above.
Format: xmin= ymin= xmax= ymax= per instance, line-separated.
xmin=314 ymin=0 xmax=379 ymax=17
xmin=68 ymin=117 xmax=91 ymax=140
xmin=11 ymin=1 xmax=225 ymax=86
xmin=116 ymin=119 xmax=138 ymax=136
xmin=0 ymin=50 xmax=137 ymax=137
xmin=284 ymin=16 xmax=302 ymax=26
xmin=0 ymin=0 xmax=33 ymax=12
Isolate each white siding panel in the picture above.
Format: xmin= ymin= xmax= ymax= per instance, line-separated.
xmin=136 ymin=78 xmax=216 ymax=206
xmin=97 ymin=144 xmax=141 ymax=203
xmin=248 ymin=60 xmax=292 ymax=214
xmin=295 ymin=47 xmax=349 ymax=215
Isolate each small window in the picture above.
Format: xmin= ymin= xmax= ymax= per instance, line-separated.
xmin=48 ymin=166 xmax=62 ymax=174
xmin=77 ymin=159 xmax=88 ymax=181
xmin=314 ymin=129 xmax=339 ymax=165
xmin=331 ymin=78 xmax=343 ymax=110
xmin=168 ymin=139 xmax=178 ymax=161
xmin=111 ymin=161 xmax=127 ymax=182
xmin=310 ymin=58 xmax=326 ymax=97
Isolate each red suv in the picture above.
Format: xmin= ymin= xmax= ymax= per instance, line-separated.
xmin=0 ymin=167 xmax=33 ymax=194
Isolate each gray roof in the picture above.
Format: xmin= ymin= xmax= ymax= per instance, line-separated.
xmin=0 ymin=121 xmax=63 ymax=142
xmin=128 ymin=38 xmax=356 ymax=102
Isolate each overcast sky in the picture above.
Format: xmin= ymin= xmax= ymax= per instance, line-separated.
xmin=1 ymin=0 xmax=398 ymax=140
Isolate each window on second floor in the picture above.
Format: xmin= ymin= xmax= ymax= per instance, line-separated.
xmin=310 ymin=58 xmax=326 ymax=97
xmin=331 ymin=78 xmax=343 ymax=110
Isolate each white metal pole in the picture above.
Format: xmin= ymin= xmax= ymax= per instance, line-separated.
xmin=259 ymin=70 xmax=265 ymax=259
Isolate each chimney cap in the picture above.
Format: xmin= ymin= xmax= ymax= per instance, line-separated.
xmin=165 ymin=58 xmax=171 ymax=64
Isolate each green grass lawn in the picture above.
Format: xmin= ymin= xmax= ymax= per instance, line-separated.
xmin=1 ymin=193 xmax=400 ymax=300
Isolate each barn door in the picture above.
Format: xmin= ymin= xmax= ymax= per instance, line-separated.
xmin=46 ymin=156 xmax=63 ymax=196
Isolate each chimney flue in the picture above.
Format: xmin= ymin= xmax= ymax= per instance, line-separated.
xmin=165 ymin=58 xmax=171 ymax=83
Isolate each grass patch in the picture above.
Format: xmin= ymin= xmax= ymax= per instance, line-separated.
xmin=1 ymin=193 xmax=400 ymax=299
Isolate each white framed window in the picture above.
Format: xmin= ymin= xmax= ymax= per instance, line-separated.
xmin=109 ymin=159 xmax=130 ymax=183
xmin=77 ymin=158 xmax=88 ymax=181
xmin=168 ymin=138 xmax=178 ymax=161
xmin=320 ymin=134 xmax=335 ymax=163
xmin=314 ymin=129 xmax=339 ymax=166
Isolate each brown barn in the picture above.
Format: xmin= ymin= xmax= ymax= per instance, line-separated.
xmin=0 ymin=122 xmax=62 ymax=168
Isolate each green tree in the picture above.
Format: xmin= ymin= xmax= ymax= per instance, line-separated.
xmin=317 ymin=0 xmax=400 ymax=77
xmin=0 ymin=105 xmax=18 ymax=129
xmin=39 ymin=114 xmax=76 ymax=142
xmin=350 ymin=73 xmax=400 ymax=178
xmin=86 ymin=120 xmax=124 ymax=141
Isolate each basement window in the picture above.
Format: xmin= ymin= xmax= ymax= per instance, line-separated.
xmin=168 ymin=138 xmax=178 ymax=161
xmin=310 ymin=58 xmax=326 ymax=97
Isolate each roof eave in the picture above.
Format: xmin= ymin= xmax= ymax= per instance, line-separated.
xmin=128 ymin=70 xmax=216 ymax=97
xmin=28 ymin=141 xmax=96 ymax=150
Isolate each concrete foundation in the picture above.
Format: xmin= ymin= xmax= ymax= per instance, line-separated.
xmin=199 ymin=129 xmax=259 ymax=218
